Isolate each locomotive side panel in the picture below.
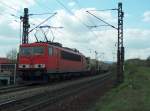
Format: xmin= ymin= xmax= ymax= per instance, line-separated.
xmin=46 ymin=46 xmax=58 ymax=73
xmin=58 ymin=50 xmax=86 ymax=73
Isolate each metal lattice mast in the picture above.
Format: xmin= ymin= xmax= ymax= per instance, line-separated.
xmin=86 ymin=2 xmax=124 ymax=84
xmin=117 ymin=2 xmax=124 ymax=84
xmin=20 ymin=8 xmax=30 ymax=44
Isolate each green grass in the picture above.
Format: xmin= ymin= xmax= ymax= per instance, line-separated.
xmin=91 ymin=62 xmax=150 ymax=111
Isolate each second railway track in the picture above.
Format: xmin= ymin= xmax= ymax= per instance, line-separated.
xmin=0 ymin=72 xmax=112 ymax=111
xmin=0 ymin=85 xmax=32 ymax=95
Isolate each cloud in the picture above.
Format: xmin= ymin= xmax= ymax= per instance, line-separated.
xmin=49 ymin=9 xmax=150 ymax=60
xmin=127 ymin=48 xmax=150 ymax=59
xmin=143 ymin=11 xmax=150 ymax=22
xmin=1 ymin=0 xmax=35 ymax=11
xmin=124 ymin=29 xmax=150 ymax=59
xmin=125 ymin=28 xmax=150 ymax=40
xmin=0 ymin=3 xmax=150 ymax=61
xmin=0 ymin=20 xmax=19 ymax=38
xmin=0 ymin=0 xmax=36 ymax=43
xmin=46 ymin=9 xmax=118 ymax=60
xmin=0 ymin=35 xmax=20 ymax=57
xmin=0 ymin=0 xmax=36 ymax=57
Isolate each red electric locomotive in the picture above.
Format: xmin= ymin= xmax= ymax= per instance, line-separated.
xmin=17 ymin=42 xmax=87 ymax=81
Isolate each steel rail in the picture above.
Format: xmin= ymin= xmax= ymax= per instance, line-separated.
xmin=19 ymin=74 xmax=112 ymax=111
xmin=0 ymin=83 xmax=38 ymax=94
xmin=0 ymin=73 xmax=112 ymax=111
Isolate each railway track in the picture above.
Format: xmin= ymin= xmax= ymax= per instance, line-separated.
xmin=0 ymin=83 xmax=41 ymax=95
xmin=0 ymin=73 xmax=112 ymax=111
xmin=20 ymin=74 xmax=112 ymax=111
xmin=0 ymin=72 xmax=103 ymax=95
xmin=0 ymin=85 xmax=29 ymax=95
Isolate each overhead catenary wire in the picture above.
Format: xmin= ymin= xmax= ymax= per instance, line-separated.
xmin=0 ymin=9 xmax=21 ymax=20
xmin=72 ymin=0 xmax=115 ymax=29
xmin=32 ymin=0 xmax=99 ymax=42
xmin=0 ymin=1 xmax=38 ymax=21
xmin=28 ymin=12 xmax=56 ymax=29
xmin=74 ymin=0 xmax=82 ymax=8
xmin=55 ymin=0 xmax=100 ymax=39
xmin=39 ymin=25 xmax=63 ymax=29
xmin=10 ymin=14 xmax=20 ymax=18
xmin=52 ymin=29 xmax=101 ymax=58
xmin=55 ymin=0 xmax=74 ymax=15
xmin=39 ymin=25 xmax=63 ymax=42
xmin=87 ymin=25 xmax=110 ymax=28
xmin=86 ymin=11 xmax=118 ymax=30
xmin=70 ymin=0 xmax=103 ymax=42
xmin=84 ymin=13 xmax=102 ymax=40
xmin=0 ymin=1 xmax=22 ymax=13
xmin=55 ymin=0 xmax=89 ymax=27
xmin=28 ymin=12 xmax=57 ymax=33
xmin=0 ymin=0 xmax=55 ymax=28
xmin=87 ymin=8 xmax=118 ymax=12
xmin=86 ymin=8 xmax=118 ymax=29
xmin=85 ymin=9 xmax=118 ymax=61
xmin=31 ymin=0 xmax=57 ymax=29
xmin=10 ymin=12 xmax=44 ymax=40
xmin=57 ymin=0 xmax=104 ymax=51
xmin=29 ymin=13 xmax=56 ymax=16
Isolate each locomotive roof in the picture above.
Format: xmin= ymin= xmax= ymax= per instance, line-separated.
xmin=20 ymin=42 xmax=84 ymax=56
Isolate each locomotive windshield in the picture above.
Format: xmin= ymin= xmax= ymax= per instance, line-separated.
xmin=33 ymin=47 xmax=44 ymax=55
xmin=20 ymin=47 xmax=32 ymax=56
xmin=20 ymin=46 xmax=44 ymax=55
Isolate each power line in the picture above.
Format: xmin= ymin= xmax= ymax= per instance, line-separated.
xmin=84 ymin=13 xmax=102 ymax=40
xmin=86 ymin=3 xmax=125 ymax=84
xmin=0 ymin=1 xmax=22 ymax=13
xmin=86 ymin=11 xmax=118 ymax=30
xmin=70 ymin=0 xmax=102 ymax=40
xmin=72 ymin=1 xmax=103 ymax=42
xmin=29 ymin=12 xmax=57 ymax=33
xmin=55 ymin=0 xmax=99 ymax=39
xmin=39 ymin=25 xmax=64 ymax=42
xmin=31 ymin=0 xmax=58 ymax=29
xmin=74 ymin=0 xmax=82 ymax=8
xmin=73 ymin=0 xmax=102 ymax=40
xmin=10 ymin=14 xmax=20 ymax=18
xmin=87 ymin=25 xmax=110 ymax=28
xmin=0 ymin=11 xmax=19 ymax=19
xmin=39 ymin=25 xmax=63 ymax=29
xmin=29 ymin=13 xmax=56 ymax=16
xmin=87 ymin=9 xmax=118 ymax=12
xmin=56 ymin=0 xmax=74 ymax=15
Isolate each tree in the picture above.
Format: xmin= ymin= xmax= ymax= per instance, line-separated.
xmin=147 ymin=56 xmax=150 ymax=60
xmin=146 ymin=56 xmax=150 ymax=66
xmin=6 ymin=48 xmax=18 ymax=63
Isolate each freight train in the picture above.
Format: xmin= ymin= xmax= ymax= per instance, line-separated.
xmin=17 ymin=41 xmax=108 ymax=82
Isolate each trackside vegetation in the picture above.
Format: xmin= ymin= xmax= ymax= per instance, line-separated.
xmin=91 ymin=59 xmax=150 ymax=111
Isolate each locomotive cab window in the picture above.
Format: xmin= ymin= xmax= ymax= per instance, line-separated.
xmin=33 ymin=47 xmax=44 ymax=55
xmin=20 ymin=47 xmax=32 ymax=56
xmin=48 ymin=47 xmax=53 ymax=55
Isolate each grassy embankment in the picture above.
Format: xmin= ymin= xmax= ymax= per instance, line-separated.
xmin=91 ymin=60 xmax=150 ymax=111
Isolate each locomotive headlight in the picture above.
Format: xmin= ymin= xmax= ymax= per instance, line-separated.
xmin=18 ymin=64 xmax=30 ymax=68
xmin=34 ymin=64 xmax=45 ymax=68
